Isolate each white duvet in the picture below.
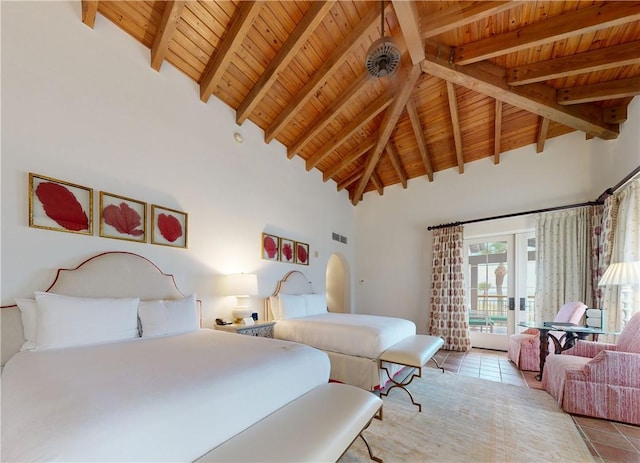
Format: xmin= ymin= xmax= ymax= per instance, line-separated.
xmin=1 ymin=329 xmax=330 ymax=462
xmin=274 ymin=313 xmax=416 ymax=359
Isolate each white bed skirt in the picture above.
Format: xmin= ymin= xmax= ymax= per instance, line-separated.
xmin=326 ymin=350 xmax=405 ymax=391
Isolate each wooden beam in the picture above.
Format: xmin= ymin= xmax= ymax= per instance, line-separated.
xmin=421 ymin=2 xmax=518 ymax=39
xmin=604 ymin=106 xmax=628 ymax=124
xmin=446 ymin=81 xmax=464 ymax=174
xmin=536 ymin=117 xmax=550 ymax=154
xmin=392 ymin=0 xmax=424 ymax=65
xmin=557 ymin=77 xmax=640 ymax=105
xmin=265 ymin=4 xmax=381 ymax=143
xmin=494 ymin=99 xmax=502 ymax=165
xmin=236 ymin=1 xmax=334 ymax=125
xmin=151 ymin=1 xmax=186 ymax=72
xmin=508 ymin=40 xmax=640 ymax=86
xmin=288 ymin=73 xmax=370 ymax=159
xmin=385 ymin=143 xmax=408 ymax=189
xmin=82 ymin=1 xmax=99 ymax=28
xmin=306 ymin=92 xmax=393 ymax=171
xmin=371 ymin=171 xmax=384 ymax=195
xmin=454 ymin=2 xmax=640 ymax=65
xmin=352 ymin=65 xmax=422 ymax=205
xmin=405 ymin=96 xmax=434 ymax=181
xmin=337 ymin=170 xmax=362 ymax=192
xmin=420 ymin=41 xmax=619 ymax=140
xmin=200 ymin=2 xmax=261 ymax=103
xmin=323 ymin=138 xmax=376 ymax=182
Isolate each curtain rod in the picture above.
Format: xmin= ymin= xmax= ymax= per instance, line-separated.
xmin=427 ymin=165 xmax=640 ymax=231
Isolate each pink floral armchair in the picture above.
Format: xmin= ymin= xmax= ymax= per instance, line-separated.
xmin=507 ymin=301 xmax=587 ymax=371
xmin=542 ymin=311 xmax=640 ymax=425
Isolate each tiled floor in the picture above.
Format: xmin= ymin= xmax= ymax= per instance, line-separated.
xmin=429 ymin=349 xmax=640 ymax=463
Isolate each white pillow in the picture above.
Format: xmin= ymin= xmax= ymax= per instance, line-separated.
xmin=304 ymin=293 xmax=328 ymax=316
xmin=138 ymin=294 xmax=199 ymax=338
xmin=277 ymin=294 xmax=307 ymax=320
xmin=15 ymin=298 xmax=37 ymax=351
xmin=34 ymin=292 xmax=140 ymax=350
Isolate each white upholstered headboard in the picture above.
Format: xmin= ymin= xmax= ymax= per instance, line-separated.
xmin=1 ymin=252 xmax=188 ymax=366
xmin=265 ymin=271 xmax=314 ymax=321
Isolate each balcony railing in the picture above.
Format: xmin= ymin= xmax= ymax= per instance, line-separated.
xmin=468 ymin=295 xmax=536 ymax=333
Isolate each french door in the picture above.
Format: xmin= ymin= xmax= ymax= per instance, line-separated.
xmin=464 ymin=232 xmax=536 ymax=350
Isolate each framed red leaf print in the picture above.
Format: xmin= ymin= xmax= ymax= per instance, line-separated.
xmin=29 ymin=173 xmax=93 ymax=235
xmin=151 ymin=205 xmax=187 ymax=248
xmin=295 ymin=241 xmax=309 ymax=265
xmin=99 ymin=192 xmax=146 ymax=243
xmin=262 ymin=233 xmax=279 ymax=261
xmin=279 ymin=238 xmax=295 ymax=264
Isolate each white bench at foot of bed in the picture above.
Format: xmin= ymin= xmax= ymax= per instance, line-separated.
xmin=379 ymin=334 xmax=445 ymax=412
xmin=195 ymin=383 xmax=383 ymax=463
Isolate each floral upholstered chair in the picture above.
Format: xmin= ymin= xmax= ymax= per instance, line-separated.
xmin=507 ymin=301 xmax=587 ymax=371
xmin=542 ymin=311 xmax=640 ymax=425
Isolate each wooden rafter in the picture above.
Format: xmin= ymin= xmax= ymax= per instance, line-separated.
xmin=199 ymin=1 xmax=262 ymax=103
xmin=151 ymin=1 xmax=186 ymax=72
xmin=508 ymin=40 xmax=640 ymax=86
xmin=323 ymin=138 xmax=376 ymax=182
xmin=236 ymin=1 xmax=334 ymax=125
xmin=446 ymin=81 xmax=464 ymax=174
xmin=405 ymin=96 xmax=434 ymax=181
xmin=352 ymin=65 xmax=422 ymax=205
xmin=265 ymin=4 xmax=382 ymax=143
xmin=421 ymin=1 xmax=518 ymax=39
xmin=371 ymin=172 xmax=384 ymax=195
xmin=494 ymin=99 xmax=502 ymax=165
xmin=392 ymin=0 xmax=424 ymax=65
xmin=421 ymin=41 xmax=619 ymax=140
xmin=536 ymin=117 xmax=550 ymax=154
xmin=454 ymin=2 xmax=640 ymax=65
xmin=81 ymin=1 xmax=98 ymax=28
xmin=385 ymin=142 xmax=408 ymax=189
xmin=605 ymin=106 xmax=629 ymax=124
xmin=557 ymin=77 xmax=640 ymax=105
xmin=337 ymin=170 xmax=362 ymax=192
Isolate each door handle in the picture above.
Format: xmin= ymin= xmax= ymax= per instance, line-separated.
xmin=508 ymin=297 xmax=515 ymax=311
xmin=520 ymin=298 xmax=526 ymax=311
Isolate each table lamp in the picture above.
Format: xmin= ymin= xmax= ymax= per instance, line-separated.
xmin=225 ymin=273 xmax=258 ymax=325
xmin=598 ymin=261 xmax=640 ymax=328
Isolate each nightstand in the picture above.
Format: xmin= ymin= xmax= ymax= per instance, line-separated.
xmin=215 ymin=321 xmax=275 ymax=338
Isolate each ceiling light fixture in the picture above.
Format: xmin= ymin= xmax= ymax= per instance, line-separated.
xmin=365 ymin=0 xmax=401 ymax=78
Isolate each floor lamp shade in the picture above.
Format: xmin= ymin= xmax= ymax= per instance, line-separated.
xmin=598 ymin=261 xmax=640 ymax=328
xmin=224 ymin=273 xmax=258 ymax=324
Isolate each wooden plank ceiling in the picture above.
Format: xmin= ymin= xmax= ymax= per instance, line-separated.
xmin=81 ymin=1 xmax=640 ymax=205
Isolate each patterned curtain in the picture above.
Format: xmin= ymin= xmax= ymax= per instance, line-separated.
xmin=535 ymin=207 xmax=593 ymax=322
xmin=429 ymin=225 xmax=470 ymax=352
xmin=593 ymin=195 xmax=618 ymax=308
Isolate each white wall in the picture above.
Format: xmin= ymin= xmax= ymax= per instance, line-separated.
xmin=1 ymin=1 xmax=356 ymax=326
xmin=355 ymin=99 xmax=640 ymax=334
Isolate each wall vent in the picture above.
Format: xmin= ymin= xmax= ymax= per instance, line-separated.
xmin=332 ymin=232 xmax=348 ymax=244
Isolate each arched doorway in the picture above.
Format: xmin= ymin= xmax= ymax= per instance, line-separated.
xmin=326 ymin=253 xmax=351 ymax=313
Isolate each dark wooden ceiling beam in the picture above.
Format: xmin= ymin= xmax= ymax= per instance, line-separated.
xmin=454 ymin=2 xmax=640 ymax=65
xmin=288 ymin=73 xmax=370 ymax=159
xmin=421 ymin=41 xmax=619 ymax=140
xmin=604 ymin=106 xmax=628 ymax=124
xmin=508 ymin=40 xmax=640 ymax=86
xmin=406 ymin=96 xmax=434 ymax=181
xmin=305 ymin=92 xmax=393 ymax=171
xmin=392 ymin=0 xmax=424 ymax=65
xmin=265 ymin=4 xmax=382 ymax=143
xmin=557 ymin=77 xmax=640 ymax=105
xmin=323 ymin=138 xmax=376 ymax=182
xmin=421 ymin=1 xmax=518 ymax=39
xmin=446 ymin=81 xmax=465 ymax=174
xmin=494 ymin=99 xmax=502 ymax=165
xmin=200 ymin=1 xmax=262 ymax=103
xmin=371 ymin=171 xmax=384 ymax=195
xmin=385 ymin=142 xmax=408 ymax=189
xmin=536 ymin=117 xmax=550 ymax=153
xmin=352 ymin=65 xmax=422 ymax=205
xmin=151 ymin=1 xmax=186 ymax=72
xmin=81 ymin=1 xmax=99 ymax=28
xmin=236 ymin=1 xmax=334 ymax=125
xmin=337 ymin=170 xmax=362 ymax=192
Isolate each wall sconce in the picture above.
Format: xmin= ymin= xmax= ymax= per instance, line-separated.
xmin=224 ymin=273 xmax=258 ymax=325
xmin=598 ymin=261 xmax=640 ymax=328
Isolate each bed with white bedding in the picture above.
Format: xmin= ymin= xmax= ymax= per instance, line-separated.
xmin=267 ymin=271 xmax=416 ymax=391
xmin=0 ymin=252 xmax=331 ymax=462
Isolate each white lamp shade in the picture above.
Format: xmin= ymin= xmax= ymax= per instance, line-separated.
xmin=224 ymin=273 xmax=258 ymax=297
xmin=598 ymin=261 xmax=640 ymax=286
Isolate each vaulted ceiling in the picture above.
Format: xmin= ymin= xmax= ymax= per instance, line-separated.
xmin=81 ymin=1 xmax=640 ymax=205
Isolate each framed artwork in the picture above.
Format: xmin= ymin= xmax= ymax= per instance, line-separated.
xmin=279 ymin=238 xmax=295 ymax=264
xmin=99 ymin=192 xmax=146 ymax=243
xmin=262 ymin=233 xmax=279 ymax=261
xmin=29 ymin=173 xmax=93 ymax=235
xmin=151 ymin=205 xmax=187 ymax=248
xmin=295 ymin=241 xmax=310 ymax=265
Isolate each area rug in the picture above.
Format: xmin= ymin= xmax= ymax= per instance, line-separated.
xmin=339 ymin=369 xmax=593 ymax=463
